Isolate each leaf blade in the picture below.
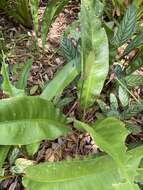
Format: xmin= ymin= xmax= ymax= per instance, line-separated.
xmin=79 ymin=3 xmax=109 ymax=109
xmin=111 ymin=4 xmax=137 ymax=47
xmin=41 ymin=60 xmax=78 ymax=101
xmin=0 ymin=96 xmax=69 ymax=145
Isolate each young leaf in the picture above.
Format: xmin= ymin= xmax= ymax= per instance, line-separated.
xmin=0 ymin=96 xmax=69 ymax=145
xmin=41 ymin=0 xmax=68 ymax=47
xmin=111 ymin=4 xmax=137 ymax=47
xmin=41 ymin=60 xmax=78 ymax=101
xmin=16 ymin=58 xmax=33 ymax=90
xmin=79 ymin=1 xmax=109 ymax=109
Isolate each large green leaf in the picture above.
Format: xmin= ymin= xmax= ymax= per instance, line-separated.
xmin=75 ymin=117 xmax=128 ymax=163
xmin=74 ymin=117 xmax=142 ymax=190
xmin=23 ymin=155 xmax=119 ymax=190
xmin=0 ymin=96 xmax=69 ymax=145
xmin=41 ymin=0 xmax=68 ymax=47
xmin=41 ymin=60 xmax=78 ymax=101
xmin=79 ymin=0 xmax=109 ymax=109
xmin=23 ymin=146 xmax=143 ymax=190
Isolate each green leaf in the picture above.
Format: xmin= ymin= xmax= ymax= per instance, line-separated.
xmin=60 ymin=34 xmax=80 ymax=62
xmin=79 ymin=2 xmax=109 ymax=109
xmin=118 ymin=86 xmax=129 ymax=107
xmin=23 ymin=146 xmax=143 ymax=190
xmin=29 ymin=0 xmax=39 ymax=47
xmin=111 ymin=4 xmax=137 ymax=47
xmin=75 ymin=117 xmax=128 ymax=163
xmin=126 ymin=50 xmax=143 ymax=75
xmin=121 ymin=100 xmax=143 ymax=119
xmin=56 ymin=97 xmax=74 ymax=108
xmin=9 ymin=147 xmax=20 ymax=165
xmin=125 ymin=75 xmax=143 ymax=87
xmin=0 ymin=0 xmax=32 ymax=28
xmin=137 ymin=159 xmax=143 ymax=182
xmin=26 ymin=142 xmax=40 ymax=157
xmin=84 ymin=0 xmax=104 ymax=17
xmin=1 ymin=53 xmax=25 ymax=97
xmin=126 ymin=123 xmax=142 ymax=135
xmin=96 ymin=99 xmax=109 ymax=114
xmin=0 ymin=146 xmax=10 ymax=169
xmin=110 ymin=93 xmax=118 ymax=111
xmin=23 ymin=155 xmax=119 ymax=190
xmin=16 ymin=58 xmax=33 ymax=90
xmin=41 ymin=60 xmax=78 ymax=101
xmin=74 ymin=118 xmax=142 ymax=190
xmin=124 ymin=32 xmax=143 ymax=55
xmin=41 ymin=0 xmax=68 ymax=47
xmin=113 ymin=182 xmax=139 ymax=190
xmin=0 ymin=96 xmax=69 ymax=145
